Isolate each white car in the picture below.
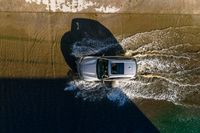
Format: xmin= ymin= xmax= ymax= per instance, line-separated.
xmin=77 ymin=56 xmax=137 ymax=81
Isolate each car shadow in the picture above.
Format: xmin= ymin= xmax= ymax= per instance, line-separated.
xmin=61 ymin=18 xmax=124 ymax=73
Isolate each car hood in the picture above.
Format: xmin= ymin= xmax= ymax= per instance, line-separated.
xmin=80 ymin=58 xmax=98 ymax=80
xmin=124 ymin=62 xmax=137 ymax=75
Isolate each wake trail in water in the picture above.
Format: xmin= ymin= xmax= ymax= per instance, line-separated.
xmin=65 ymin=26 xmax=200 ymax=107
xmin=120 ymin=26 xmax=200 ymax=107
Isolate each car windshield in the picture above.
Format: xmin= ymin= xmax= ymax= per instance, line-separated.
xmin=97 ymin=58 xmax=108 ymax=79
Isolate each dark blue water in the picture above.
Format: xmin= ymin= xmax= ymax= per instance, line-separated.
xmin=0 ymin=78 xmax=158 ymax=133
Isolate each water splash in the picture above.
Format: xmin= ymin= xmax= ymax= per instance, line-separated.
xmin=64 ymin=80 xmax=128 ymax=106
xmin=107 ymin=88 xmax=129 ymax=106
xmin=120 ymin=26 xmax=200 ymax=107
xmin=71 ymin=38 xmax=123 ymax=57
xmin=66 ymin=26 xmax=200 ymax=107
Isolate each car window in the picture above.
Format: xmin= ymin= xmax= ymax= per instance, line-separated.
xmin=97 ymin=59 xmax=108 ymax=79
xmin=111 ymin=63 xmax=124 ymax=74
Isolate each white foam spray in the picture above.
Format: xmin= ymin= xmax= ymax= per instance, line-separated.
xmin=25 ymin=0 xmax=120 ymax=13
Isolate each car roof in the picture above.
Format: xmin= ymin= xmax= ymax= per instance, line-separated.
xmin=104 ymin=57 xmax=137 ymax=78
